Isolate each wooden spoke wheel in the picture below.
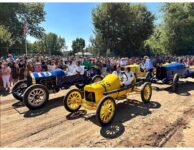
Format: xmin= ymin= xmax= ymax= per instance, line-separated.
xmin=64 ymin=89 xmax=83 ymax=112
xmin=96 ymin=96 xmax=116 ymax=126
xmin=141 ymin=82 xmax=152 ymax=104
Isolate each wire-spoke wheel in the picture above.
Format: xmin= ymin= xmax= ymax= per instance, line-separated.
xmin=23 ymin=84 xmax=49 ymax=110
xmin=141 ymin=82 xmax=152 ymax=104
xmin=64 ymin=89 xmax=83 ymax=112
xmin=96 ymin=96 xmax=116 ymax=126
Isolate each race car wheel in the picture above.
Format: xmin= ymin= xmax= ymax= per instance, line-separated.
xmin=96 ymin=96 xmax=116 ymax=126
xmin=91 ymin=75 xmax=103 ymax=83
xmin=141 ymin=82 xmax=152 ymax=104
xmin=64 ymin=89 xmax=83 ymax=112
xmin=12 ymin=80 xmax=27 ymax=101
xmin=172 ymin=73 xmax=179 ymax=92
xmin=23 ymin=84 xmax=49 ymax=110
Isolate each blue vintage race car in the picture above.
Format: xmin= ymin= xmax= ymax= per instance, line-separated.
xmin=12 ymin=66 xmax=102 ymax=110
xmin=153 ymin=62 xmax=194 ymax=91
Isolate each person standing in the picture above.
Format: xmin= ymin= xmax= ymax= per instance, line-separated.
xmin=18 ymin=59 xmax=26 ymax=80
xmin=12 ymin=61 xmax=19 ymax=85
xmin=34 ymin=59 xmax=42 ymax=72
xmin=1 ymin=62 xmax=11 ymax=91
xmin=26 ymin=60 xmax=34 ymax=75
xmin=0 ymin=61 xmax=3 ymax=91
xmin=41 ymin=61 xmax=48 ymax=72
xmin=143 ymin=56 xmax=153 ymax=73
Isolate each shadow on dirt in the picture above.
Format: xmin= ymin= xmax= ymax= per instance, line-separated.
xmin=153 ymin=80 xmax=194 ymax=96
xmin=12 ymin=101 xmax=25 ymax=108
xmin=100 ymin=122 xmax=125 ymax=139
xmin=66 ymin=100 xmax=161 ymax=139
xmin=22 ymin=96 xmax=64 ymax=117
xmin=66 ymin=110 xmax=87 ymax=120
xmin=0 ymin=88 xmax=11 ymax=97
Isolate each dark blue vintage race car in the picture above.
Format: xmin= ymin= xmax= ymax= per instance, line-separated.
xmin=12 ymin=66 xmax=102 ymax=110
xmin=152 ymin=62 xmax=194 ymax=91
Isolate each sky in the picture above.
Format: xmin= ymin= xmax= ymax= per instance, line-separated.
xmin=28 ymin=2 xmax=162 ymax=51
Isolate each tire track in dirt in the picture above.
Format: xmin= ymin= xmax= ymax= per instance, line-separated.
xmin=148 ymin=108 xmax=194 ymax=147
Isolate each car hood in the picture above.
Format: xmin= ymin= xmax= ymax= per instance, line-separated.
xmin=30 ymin=69 xmax=65 ymax=80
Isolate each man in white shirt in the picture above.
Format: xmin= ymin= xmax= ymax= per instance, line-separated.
xmin=112 ymin=65 xmax=123 ymax=78
xmin=143 ymin=56 xmax=153 ymax=72
xmin=112 ymin=66 xmax=131 ymax=86
xmin=67 ymin=60 xmax=77 ymax=75
xmin=123 ymin=67 xmax=135 ymax=86
xmin=75 ymin=61 xmax=84 ymax=75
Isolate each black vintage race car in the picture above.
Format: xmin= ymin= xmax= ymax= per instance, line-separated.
xmin=152 ymin=62 xmax=194 ymax=92
xmin=12 ymin=66 xmax=102 ymax=110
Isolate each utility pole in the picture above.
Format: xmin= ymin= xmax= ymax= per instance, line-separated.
xmin=25 ymin=35 xmax=27 ymax=56
xmin=23 ymin=21 xmax=28 ymax=56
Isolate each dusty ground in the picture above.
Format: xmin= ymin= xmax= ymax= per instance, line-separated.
xmin=0 ymin=78 xmax=194 ymax=147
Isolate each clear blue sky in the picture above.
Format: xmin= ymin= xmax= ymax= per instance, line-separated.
xmin=28 ymin=2 xmax=162 ymax=51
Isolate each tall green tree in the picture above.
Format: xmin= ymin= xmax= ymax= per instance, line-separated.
xmin=0 ymin=3 xmax=45 ymax=54
xmin=144 ymin=25 xmax=166 ymax=55
xmin=147 ymin=3 xmax=194 ymax=55
xmin=91 ymin=3 xmax=154 ymax=56
xmin=0 ymin=25 xmax=13 ymax=56
xmin=72 ymin=38 xmax=85 ymax=54
xmin=162 ymin=3 xmax=194 ymax=55
xmin=31 ymin=32 xmax=66 ymax=55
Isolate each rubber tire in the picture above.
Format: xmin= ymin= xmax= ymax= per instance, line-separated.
xmin=141 ymin=82 xmax=152 ymax=104
xmin=172 ymin=73 xmax=179 ymax=92
xmin=12 ymin=80 xmax=27 ymax=101
xmin=23 ymin=84 xmax=49 ymax=110
xmin=96 ymin=96 xmax=116 ymax=126
xmin=64 ymin=89 xmax=83 ymax=113
xmin=91 ymin=75 xmax=103 ymax=83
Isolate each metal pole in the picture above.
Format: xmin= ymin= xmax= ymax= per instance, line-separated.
xmin=25 ymin=35 xmax=27 ymax=56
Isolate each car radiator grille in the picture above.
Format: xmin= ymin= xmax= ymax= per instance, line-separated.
xmin=85 ymin=91 xmax=95 ymax=102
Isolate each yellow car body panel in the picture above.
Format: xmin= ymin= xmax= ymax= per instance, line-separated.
xmin=126 ymin=64 xmax=157 ymax=77
xmin=83 ymin=74 xmax=136 ymax=110
xmin=126 ymin=64 xmax=146 ymax=78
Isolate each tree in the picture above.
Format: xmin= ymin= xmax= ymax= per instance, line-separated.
xmin=72 ymin=38 xmax=85 ymax=54
xmin=0 ymin=3 xmax=45 ymax=55
xmin=144 ymin=25 xmax=166 ymax=55
xmin=91 ymin=3 xmax=155 ymax=56
xmin=147 ymin=3 xmax=194 ymax=55
xmin=0 ymin=25 xmax=13 ymax=55
xmin=32 ymin=32 xmax=66 ymax=55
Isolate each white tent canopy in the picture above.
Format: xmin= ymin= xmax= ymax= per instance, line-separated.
xmin=75 ymin=52 xmax=93 ymax=56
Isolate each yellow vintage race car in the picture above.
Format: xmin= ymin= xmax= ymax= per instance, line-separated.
xmin=126 ymin=64 xmax=147 ymax=78
xmin=63 ymin=74 xmax=152 ymax=126
xmin=126 ymin=64 xmax=156 ymax=80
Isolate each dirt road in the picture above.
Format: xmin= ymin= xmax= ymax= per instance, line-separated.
xmin=0 ymin=79 xmax=194 ymax=147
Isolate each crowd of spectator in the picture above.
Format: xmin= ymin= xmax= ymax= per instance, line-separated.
xmin=0 ymin=52 xmax=194 ymax=94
